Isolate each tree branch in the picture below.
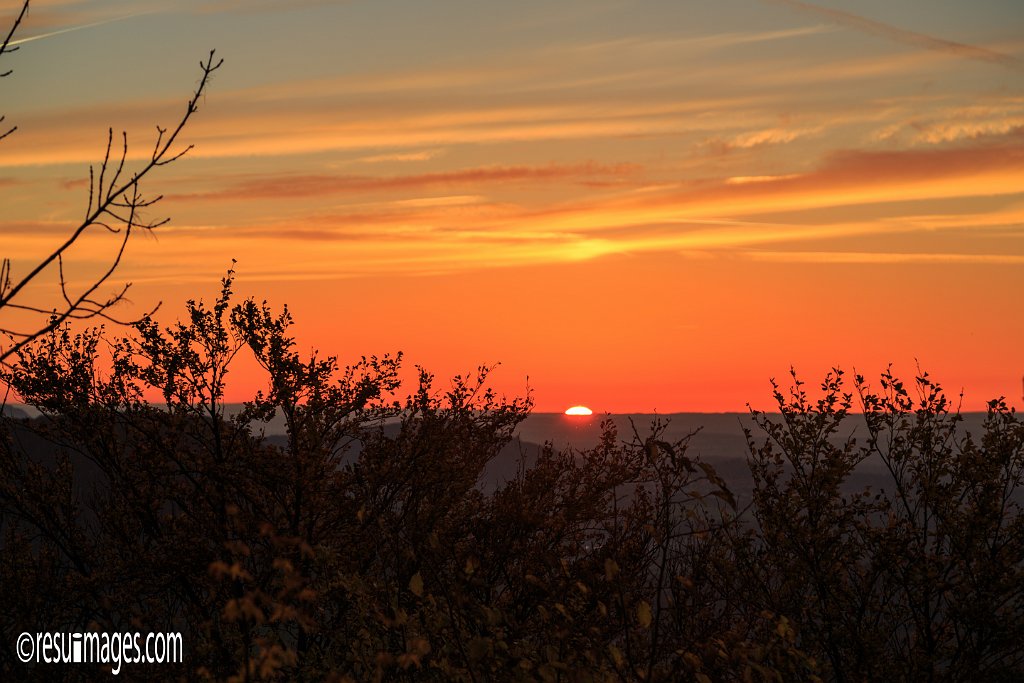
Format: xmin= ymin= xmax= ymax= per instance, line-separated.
xmin=0 ymin=48 xmax=222 ymax=367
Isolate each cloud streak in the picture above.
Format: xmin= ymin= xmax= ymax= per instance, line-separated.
xmin=8 ymin=11 xmax=151 ymax=47
xmin=740 ymin=250 xmax=1024 ymax=265
xmin=168 ymin=163 xmax=642 ymax=202
xmin=766 ymin=0 xmax=1024 ymax=72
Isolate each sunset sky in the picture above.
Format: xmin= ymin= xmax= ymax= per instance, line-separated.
xmin=2 ymin=0 xmax=1022 ymax=412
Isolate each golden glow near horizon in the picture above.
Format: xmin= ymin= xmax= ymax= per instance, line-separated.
xmin=564 ymin=406 xmax=594 ymax=416
xmin=1 ymin=0 xmax=1022 ymax=412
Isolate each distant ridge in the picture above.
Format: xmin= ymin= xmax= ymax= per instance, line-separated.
xmin=1 ymin=405 xmax=29 ymax=420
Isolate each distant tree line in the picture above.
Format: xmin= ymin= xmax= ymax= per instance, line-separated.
xmin=1 ymin=270 xmax=1022 ymax=682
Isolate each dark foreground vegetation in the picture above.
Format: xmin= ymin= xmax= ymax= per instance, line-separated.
xmin=1 ymin=273 xmax=1022 ymax=682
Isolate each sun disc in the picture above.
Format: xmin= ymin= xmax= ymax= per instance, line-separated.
xmin=564 ymin=405 xmax=593 ymax=416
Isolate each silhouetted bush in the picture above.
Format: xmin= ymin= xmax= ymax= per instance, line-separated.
xmin=1 ymin=276 xmax=1021 ymax=682
xmin=736 ymin=369 xmax=1024 ymax=682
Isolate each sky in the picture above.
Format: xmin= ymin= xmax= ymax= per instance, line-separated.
xmin=1 ymin=0 xmax=1022 ymax=412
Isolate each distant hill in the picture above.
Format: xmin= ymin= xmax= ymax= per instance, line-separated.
xmin=518 ymin=411 xmax=1002 ymax=509
xmin=2 ymin=408 xmax=1004 ymax=513
xmin=1 ymin=405 xmax=29 ymax=420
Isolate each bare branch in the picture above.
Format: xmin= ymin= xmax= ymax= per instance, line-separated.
xmin=0 ymin=114 xmax=15 ymax=143
xmin=0 ymin=41 xmax=222 ymax=367
xmin=0 ymin=1 xmax=29 ymax=141
xmin=0 ymin=0 xmax=28 ymax=70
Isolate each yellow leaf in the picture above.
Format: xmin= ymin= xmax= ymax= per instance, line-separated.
xmin=410 ymin=637 xmax=431 ymax=656
xmin=208 ymin=560 xmax=230 ymax=579
xmin=636 ymin=600 xmax=652 ymax=628
xmin=409 ymin=572 xmax=424 ymax=597
xmin=469 ymin=637 xmax=490 ymax=661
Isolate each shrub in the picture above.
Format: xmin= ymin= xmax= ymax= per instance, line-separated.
xmin=2 ymin=280 xmax=1021 ymax=681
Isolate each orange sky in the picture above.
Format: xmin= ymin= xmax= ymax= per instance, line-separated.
xmin=2 ymin=0 xmax=1023 ymax=411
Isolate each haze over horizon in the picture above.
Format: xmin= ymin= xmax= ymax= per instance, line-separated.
xmin=1 ymin=0 xmax=1022 ymax=412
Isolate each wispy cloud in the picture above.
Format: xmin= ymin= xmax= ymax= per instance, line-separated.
xmin=740 ymin=250 xmax=1024 ymax=265
xmin=705 ymin=126 xmax=822 ymax=153
xmin=145 ymin=133 xmax=1024 ymax=277
xmin=167 ymin=163 xmax=642 ymax=201
xmin=765 ymin=0 xmax=1024 ymax=71
xmin=0 ymin=219 xmax=70 ymax=237
xmin=0 ymin=91 xmax=753 ymax=166
xmin=184 ymin=0 xmax=347 ymax=15
xmin=513 ymin=129 xmax=1024 ymax=235
xmin=7 ymin=11 xmax=152 ymax=47
xmin=566 ymin=24 xmax=838 ymax=56
xmin=919 ymin=121 xmax=1024 ymax=145
xmin=4 ymin=1 xmax=1021 ymax=282
xmin=356 ymin=150 xmax=442 ymax=164
xmin=726 ymin=174 xmax=801 ymax=185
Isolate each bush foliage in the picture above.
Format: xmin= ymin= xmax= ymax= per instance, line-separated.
xmin=1 ymin=274 xmax=1022 ymax=681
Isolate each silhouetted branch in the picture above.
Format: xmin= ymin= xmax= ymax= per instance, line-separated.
xmin=0 ymin=35 xmax=222 ymax=367
xmin=0 ymin=1 xmax=29 ymax=141
xmin=0 ymin=1 xmax=27 ymax=64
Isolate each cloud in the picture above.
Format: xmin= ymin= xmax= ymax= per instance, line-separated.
xmin=0 ymin=89 xmax=757 ymax=166
xmin=689 ymin=128 xmax=1024 ymax=216
xmin=915 ymin=118 xmax=1024 ymax=144
xmin=795 ymin=130 xmax=1024 ymax=188
xmin=864 ymin=100 xmax=1024 ymax=146
xmin=58 ymin=177 xmax=89 ymax=191
xmin=740 ymin=250 xmax=1024 ymax=265
xmin=168 ymin=162 xmax=643 ymax=202
xmin=183 ymin=0 xmax=347 ymax=15
xmin=765 ymin=0 xmax=1024 ymax=72
xmin=0 ymin=219 xmax=70 ymax=236
xmin=357 ymin=150 xmax=442 ymax=164
xmin=7 ymin=10 xmax=153 ymax=47
xmin=566 ymin=24 xmax=838 ymax=56
xmin=706 ymin=126 xmax=822 ymax=153
xmin=7 ymin=26 xmax=992 ymax=171
xmin=203 ymin=143 xmax=1024 ymax=271
xmin=479 ymin=129 xmax=1024 ymax=242
xmin=726 ymin=174 xmax=801 ymax=185
xmin=393 ymin=195 xmax=484 ymax=208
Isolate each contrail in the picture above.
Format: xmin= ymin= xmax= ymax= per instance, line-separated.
xmin=765 ymin=0 xmax=1023 ymax=72
xmin=8 ymin=12 xmax=152 ymax=48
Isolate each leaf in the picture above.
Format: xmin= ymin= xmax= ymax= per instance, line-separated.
xmin=469 ymin=637 xmax=490 ymax=661
xmin=636 ymin=600 xmax=652 ymax=628
xmin=408 ymin=572 xmax=424 ymax=597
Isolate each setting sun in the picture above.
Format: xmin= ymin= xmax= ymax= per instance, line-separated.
xmin=564 ymin=406 xmax=593 ymax=416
